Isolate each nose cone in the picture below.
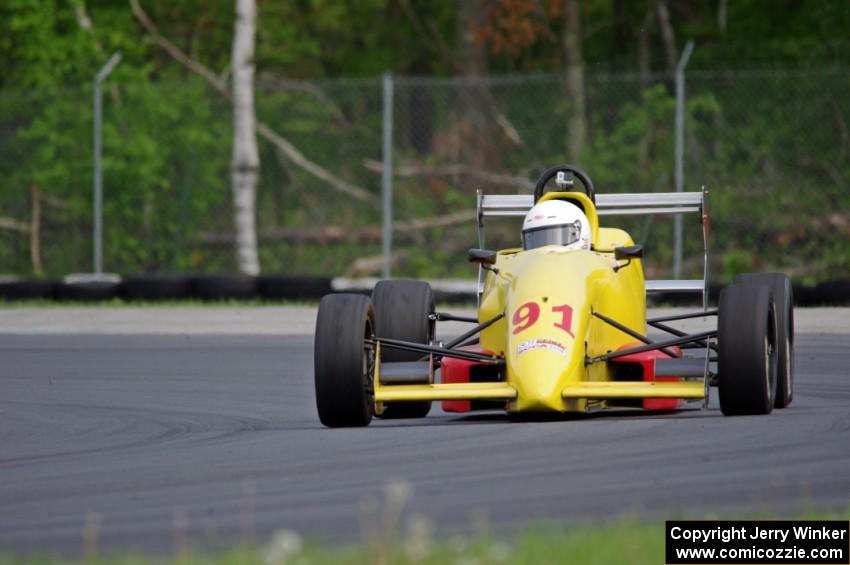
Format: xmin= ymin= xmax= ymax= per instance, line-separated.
xmin=504 ymin=248 xmax=608 ymax=412
xmin=510 ymin=339 xmax=585 ymax=411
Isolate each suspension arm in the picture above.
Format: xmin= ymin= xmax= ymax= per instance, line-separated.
xmin=587 ymin=330 xmax=718 ymax=364
xmin=368 ymin=338 xmax=505 ymax=365
xmin=432 ymin=312 xmax=479 ymax=323
xmin=591 ymin=310 xmax=680 ymax=358
xmin=649 ymin=320 xmax=717 ymax=351
xmin=647 ymin=309 xmax=718 ymax=324
xmin=444 ymin=312 xmax=505 ymax=349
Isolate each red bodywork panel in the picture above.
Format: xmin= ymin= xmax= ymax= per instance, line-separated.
xmin=440 ymin=345 xmax=492 ymax=413
xmin=610 ymin=344 xmax=686 ymax=410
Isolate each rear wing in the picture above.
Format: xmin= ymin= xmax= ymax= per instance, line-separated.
xmin=476 ymin=192 xmax=704 ymax=218
xmin=476 ymin=190 xmax=709 ymax=308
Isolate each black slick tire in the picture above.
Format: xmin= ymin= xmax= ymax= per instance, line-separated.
xmin=372 ymin=280 xmax=435 ymax=419
xmin=718 ymin=282 xmax=778 ymax=416
xmin=734 ymin=273 xmax=794 ymax=408
xmin=314 ymin=293 xmax=375 ymax=427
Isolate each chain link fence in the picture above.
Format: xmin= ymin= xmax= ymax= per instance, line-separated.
xmin=1 ymin=69 xmax=847 ymax=283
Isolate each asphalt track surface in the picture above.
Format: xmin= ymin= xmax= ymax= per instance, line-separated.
xmin=2 ymin=331 xmax=850 ymax=556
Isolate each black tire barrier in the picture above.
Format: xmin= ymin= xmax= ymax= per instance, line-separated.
xmin=707 ymin=282 xmax=724 ymax=304
xmin=258 ymin=275 xmax=333 ymax=300
xmin=652 ymin=281 xmax=824 ymax=308
xmin=190 ymin=274 xmax=258 ymax=301
xmin=0 ymin=279 xmax=57 ymax=301
xmin=433 ymin=289 xmax=476 ymax=305
xmin=792 ymin=282 xmax=819 ymax=307
xmin=121 ymin=274 xmax=192 ymax=301
xmin=648 ymin=294 xmax=698 ymax=306
xmin=648 ymin=282 xmax=723 ymax=307
xmin=57 ymin=281 xmax=120 ymax=301
xmin=0 ymin=275 xmax=847 ymax=305
xmin=816 ymin=278 xmax=850 ymax=306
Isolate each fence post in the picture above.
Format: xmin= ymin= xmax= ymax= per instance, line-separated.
xmin=673 ymin=41 xmax=694 ymax=280
xmin=92 ymin=52 xmax=122 ymax=275
xmin=381 ymin=72 xmax=394 ymax=280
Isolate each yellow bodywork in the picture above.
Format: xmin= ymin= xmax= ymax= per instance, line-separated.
xmin=372 ymin=191 xmax=706 ymax=413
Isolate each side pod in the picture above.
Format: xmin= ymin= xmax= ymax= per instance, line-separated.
xmin=440 ymin=346 xmax=504 ymax=413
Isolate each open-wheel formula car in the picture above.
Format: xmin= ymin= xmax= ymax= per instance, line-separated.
xmin=314 ymin=164 xmax=794 ymax=427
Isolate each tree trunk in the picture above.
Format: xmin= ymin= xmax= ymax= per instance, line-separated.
xmin=455 ymin=0 xmax=493 ymax=168
xmin=637 ymin=3 xmax=655 ymax=184
xmin=131 ymin=0 xmax=377 ymax=206
xmin=637 ymin=5 xmax=654 ymax=91
xmin=30 ymin=181 xmax=43 ymax=275
xmin=231 ymin=0 xmax=260 ymax=275
xmin=564 ymin=0 xmax=587 ymax=163
xmin=455 ymin=0 xmax=488 ymax=77
xmin=656 ymin=0 xmax=677 ymax=77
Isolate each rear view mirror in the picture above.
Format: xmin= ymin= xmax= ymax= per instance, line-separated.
xmin=614 ymin=245 xmax=643 ymax=260
xmin=468 ymin=248 xmax=497 ymax=265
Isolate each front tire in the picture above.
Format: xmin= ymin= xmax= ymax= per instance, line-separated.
xmin=718 ymin=282 xmax=778 ymax=416
xmin=734 ymin=273 xmax=794 ymax=408
xmin=372 ymin=280 xmax=435 ymax=419
xmin=314 ymin=294 xmax=375 ymax=427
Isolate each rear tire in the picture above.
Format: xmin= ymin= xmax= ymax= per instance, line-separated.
xmin=314 ymin=294 xmax=375 ymax=427
xmin=372 ymin=280 xmax=435 ymax=419
xmin=718 ymin=282 xmax=778 ymax=416
xmin=734 ymin=273 xmax=794 ymax=408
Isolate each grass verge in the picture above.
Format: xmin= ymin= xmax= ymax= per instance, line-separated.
xmin=3 ymin=511 xmax=848 ymax=565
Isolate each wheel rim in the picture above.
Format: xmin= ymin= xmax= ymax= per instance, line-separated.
xmin=363 ymin=318 xmax=376 ymax=398
xmin=764 ymin=309 xmax=777 ymax=406
xmin=763 ymin=333 xmax=771 ymax=404
xmin=783 ymin=333 xmax=792 ymax=401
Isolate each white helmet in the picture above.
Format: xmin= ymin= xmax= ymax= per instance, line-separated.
xmin=521 ymin=200 xmax=591 ymax=251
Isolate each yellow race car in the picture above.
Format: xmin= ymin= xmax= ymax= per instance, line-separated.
xmin=314 ymin=165 xmax=794 ymax=427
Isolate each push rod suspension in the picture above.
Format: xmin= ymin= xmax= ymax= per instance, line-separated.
xmin=444 ymin=312 xmax=505 ymax=350
xmin=415 ymin=312 xmax=501 ymax=364
xmin=587 ymin=330 xmax=718 ymax=364
xmin=649 ymin=320 xmax=717 ymax=351
xmin=369 ymin=338 xmax=504 ymax=365
xmin=646 ymin=309 xmax=718 ymax=324
xmin=591 ymin=310 xmax=680 ymax=358
xmin=453 ymin=337 xmax=480 ymax=349
xmin=433 ymin=312 xmax=479 ymax=323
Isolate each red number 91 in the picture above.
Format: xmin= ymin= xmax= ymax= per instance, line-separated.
xmin=512 ymin=302 xmax=540 ymax=334
xmin=511 ymin=301 xmax=574 ymax=337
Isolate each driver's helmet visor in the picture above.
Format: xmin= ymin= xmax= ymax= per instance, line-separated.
xmin=522 ymin=221 xmax=582 ymax=250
